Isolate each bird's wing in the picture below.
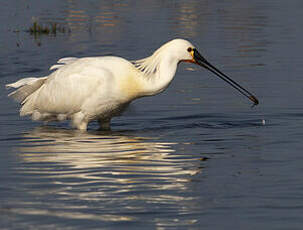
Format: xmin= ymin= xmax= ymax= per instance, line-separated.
xmin=21 ymin=58 xmax=114 ymax=116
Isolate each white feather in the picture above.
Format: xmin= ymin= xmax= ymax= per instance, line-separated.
xmin=49 ymin=57 xmax=78 ymax=70
xmin=6 ymin=77 xmax=47 ymax=103
xmin=7 ymin=39 xmax=196 ymax=130
xmin=6 ymin=77 xmax=42 ymax=89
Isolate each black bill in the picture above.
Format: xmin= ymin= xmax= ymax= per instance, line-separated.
xmin=193 ymin=48 xmax=259 ymax=106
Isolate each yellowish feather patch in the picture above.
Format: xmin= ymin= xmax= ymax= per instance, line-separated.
xmin=118 ymin=73 xmax=145 ymax=100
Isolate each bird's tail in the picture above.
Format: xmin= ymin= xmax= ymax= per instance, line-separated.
xmin=6 ymin=77 xmax=47 ymax=104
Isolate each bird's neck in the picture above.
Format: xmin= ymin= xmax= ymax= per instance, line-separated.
xmin=136 ymin=55 xmax=178 ymax=96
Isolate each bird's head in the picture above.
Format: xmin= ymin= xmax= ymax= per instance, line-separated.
xmin=167 ymin=39 xmax=259 ymax=106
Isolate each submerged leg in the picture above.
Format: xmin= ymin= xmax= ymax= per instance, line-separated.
xmin=98 ymin=118 xmax=111 ymax=130
xmin=71 ymin=112 xmax=88 ymax=131
xmin=76 ymin=121 xmax=88 ymax=131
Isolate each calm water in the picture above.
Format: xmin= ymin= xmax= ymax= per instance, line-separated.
xmin=1 ymin=0 xmax=303 ymax=229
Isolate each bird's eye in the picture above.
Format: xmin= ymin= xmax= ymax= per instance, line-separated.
xmin=187 ymin=47 xmax=192 ymax=52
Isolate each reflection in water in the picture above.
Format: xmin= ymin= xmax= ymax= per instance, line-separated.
xmin=216 ymin=1 xmax=269 ymax=62
xmin=12 ymin=127 xmax=203 ymax=227
xmin=65 ymin=1 xmax=124 ymax=45
xmin=172 ymin=1 xmax=208 ymax=38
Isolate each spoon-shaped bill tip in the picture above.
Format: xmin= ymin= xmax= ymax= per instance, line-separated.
xmin=249 ymin=95 xmax=259 ymax=107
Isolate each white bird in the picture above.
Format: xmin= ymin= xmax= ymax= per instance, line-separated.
xmin=6 ymin=39 xmax=258 ymax=131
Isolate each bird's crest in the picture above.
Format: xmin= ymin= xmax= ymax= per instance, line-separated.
xmin=132 ymin=41 xmax=174 ymax=79
xmin=132 ymin=57 xmax=160 ymax=79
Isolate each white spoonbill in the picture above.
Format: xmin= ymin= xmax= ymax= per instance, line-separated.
xmin=6 ymin=39 xmax=258 ymax=130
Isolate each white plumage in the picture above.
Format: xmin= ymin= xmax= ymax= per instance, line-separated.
xmin=6 ymin=39 xmax=258 ymax=131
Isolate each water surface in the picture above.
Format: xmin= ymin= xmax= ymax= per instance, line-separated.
xmin=1 ymin=0 xmax=303 ymax=229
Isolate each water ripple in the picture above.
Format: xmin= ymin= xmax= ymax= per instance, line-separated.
xmin=4 ymin=126 xmax=205 ymax=228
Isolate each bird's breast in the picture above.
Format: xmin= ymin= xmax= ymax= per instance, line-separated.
xmin=118 ymin=74 xmax=145 ymax=101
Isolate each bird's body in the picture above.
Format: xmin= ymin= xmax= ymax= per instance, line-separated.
xmin=7 ymin=39 xmax=258 ymax=130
